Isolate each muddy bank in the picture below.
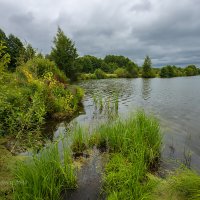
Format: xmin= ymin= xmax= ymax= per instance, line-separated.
xmin=63 ymin=148 xmax=108 ymax=200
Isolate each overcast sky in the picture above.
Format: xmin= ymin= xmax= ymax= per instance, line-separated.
xmin=0 ymin=0 xmax=200 ymax=66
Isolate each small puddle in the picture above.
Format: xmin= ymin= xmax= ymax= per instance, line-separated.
xmin=63 ymin=147 xmax=108 ymax=200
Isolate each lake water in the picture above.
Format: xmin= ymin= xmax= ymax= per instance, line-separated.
xmin=67 ymin=76 xmax=200 ymax=172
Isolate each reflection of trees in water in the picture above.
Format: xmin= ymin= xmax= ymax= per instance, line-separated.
xmin=82 ymin=79 xmax=134 ymax=101
xmin=142 ymin=78 xmax=152 ymax=100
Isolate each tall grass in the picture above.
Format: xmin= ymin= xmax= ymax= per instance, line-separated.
xmin=13 ymin=141 xmax=77 ymax=200
xmin=150 ymin=168 xmax=200 ymax=200
xmin=171 ymin=169 xmax=200 ymax=199
xmin=91 ymin=111 xmax=162 ymax=199
xmin=70 ymin=126 xmax=89 ymax=153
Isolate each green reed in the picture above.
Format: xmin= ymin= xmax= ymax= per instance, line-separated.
xmin=13 ymin=141 xmax=77 ymax=200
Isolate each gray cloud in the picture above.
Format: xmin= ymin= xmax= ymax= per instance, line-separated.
xmin=0 ymin=0 xmax=200 ymax=66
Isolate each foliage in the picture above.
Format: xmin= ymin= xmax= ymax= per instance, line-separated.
xmin=185 ymin=65 xmax=199 ymax=76
xmin=0 ymin=42 xmax=10 ymax=71
xmin=50 ymin=27 xmax=78 ymax=80
xmin=0 ymin=57 xmax=83 ymax=137
xmin=142 ymin=56 xmax=155 ymax=78
xmin=151 ymin=168 xmax=200 ymax=200
xmin=94 ymin=68 xmax=107 ymax=79
xmin=16 ymin=43 xmax=36 ymax=66
xmin=114 ymin=67 xmax=129 ymax=78
xmin=160 ymin=64 xmax=200 ymax=78
xmin=75 ymin=56 xmax=93 ymax=73
xmin=13 ymin=141 xmax=77 ymax=200
xmin=126 ymin=61 xmax=139 ymax=77
xmin=104 ymin=55 xmax=131 ymax=68
xmin=7 ymin=34 xmax=24 ymax=71
xmin=78 ymin=73 xmax=97 ymax=80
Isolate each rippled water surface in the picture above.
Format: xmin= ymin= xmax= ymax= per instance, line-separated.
xmin=72 ymin=77 xmax=200 ymax=172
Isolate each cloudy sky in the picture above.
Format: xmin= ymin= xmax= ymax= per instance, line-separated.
xmin=0 ymin=0 xmax=200 ymax=66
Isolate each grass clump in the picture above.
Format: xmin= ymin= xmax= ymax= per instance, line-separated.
xmin=171 ymin=169 xmax=200 ymax=199
xmin=13 ymin=141 xmax=77 ymax=200
xmin=71 ymin=126 xmax=89 ymax=153
xmin=91 ymin=111 xmax=162 ymax=199
xmin=150 ymin=168 xmax=200 ymax=200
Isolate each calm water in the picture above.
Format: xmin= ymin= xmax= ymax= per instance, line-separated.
xmin=69 ymin=76 xmax=200 ymax=172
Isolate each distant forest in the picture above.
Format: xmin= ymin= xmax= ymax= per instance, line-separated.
xmin=1 ymin=27 xmax=200 ymax=80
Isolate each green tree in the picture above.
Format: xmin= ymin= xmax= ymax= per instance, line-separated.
xmin=0 ymin=42 xmax=10 ymax=71
xmin=142 ymin=56 xmax=155 ymax=78
xmin=0 ymin=29 xmax=7 ymax=43
xmin=50 ymin=27 xmax=78 ymax=80
xmin=7 ymin=34 xmax=24 ymax=70
xmin=75 ymin=56 xmax=93 ymax=73
xmin=16 ymin=43 xmax=36 ymax=65
xmin=126 ymin=61 xmax=139 ymax=77
xmin=185 ymin=65 xmax=198 ymax=76
xmin=104 ymin=55 xmax=130 ymax=68
xmin=85 ymin=55 xmax=103 ymax=72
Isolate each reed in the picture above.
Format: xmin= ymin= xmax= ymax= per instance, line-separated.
xmin=13 ymin=141 xmax=77 ymax=200
xmin=150 ymin=168 xmax=200 ymax=200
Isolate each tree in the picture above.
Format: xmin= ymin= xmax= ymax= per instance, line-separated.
xmin=126 ymin=61 xmax=139 ymax=77
xmin=0 ymin=42 xmax=10 ymax=71
xmin=7 ymin=34 xmax=24 ymax=70
xmin=142 ymin=56 xmax=155 ymax=78
xmin=185 ymin=65 xmax=198 ymax=76
xmin=75 ymin=56 xmax=93 ymax=73
xmin=16 ymin=43 xmax=36 ymax=65
xmin=0 ymin=29 xmax=7 ymax=43
xmin=104 ymin=55 xmax=130 ymax=68
xmin=50 ymin=27 xmax=78 ymax=80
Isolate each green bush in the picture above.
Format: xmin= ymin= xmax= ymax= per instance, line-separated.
xmin=114 ymin=68 xmax=129 ymax=78
xmin=78 ymin=73 xmax=97 ymax=80
xmin=94 ymin=68 xmax=107 ymax=79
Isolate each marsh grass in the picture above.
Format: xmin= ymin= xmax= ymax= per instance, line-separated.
xmin=90 ymin=111 xmax=162 ymax=199
xmin=70 ymin=126 xmax=89 ymax=154
xmin=171 ymin=168 xmax=200 ymax=199
xmin=13 ymin=141 xmax=77 ymax=200
xmin=150 ymin=168 xmax=200 ymax=200
xmin=92 ymin=94 xmax=119 ymax=121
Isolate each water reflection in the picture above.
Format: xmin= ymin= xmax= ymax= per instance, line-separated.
xmin=141 ymin=78 xmax=152 ymax=100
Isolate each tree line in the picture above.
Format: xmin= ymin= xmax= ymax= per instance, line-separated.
xmin=1 ymin=27 xmax=200 ymax=80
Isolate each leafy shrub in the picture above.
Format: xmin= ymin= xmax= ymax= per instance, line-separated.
xmin=78 ymin=73 xmax=97 ymax=80
xmin=114 ymin=68 xmax=129 ymax=78
xmin=0 ymin=58 xmax=83 ymax=136
xmin=94 ymin=68 xmax=107 ymax=79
